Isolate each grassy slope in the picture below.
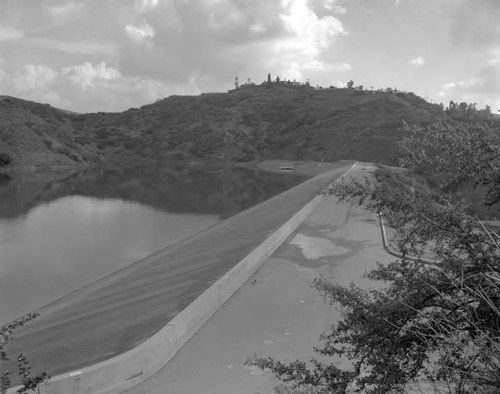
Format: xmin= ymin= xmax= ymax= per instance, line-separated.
xmin=0 ymin=96 xmax=97 ymax=168
xmin=0 ymin=85 xmax=444 ymax=169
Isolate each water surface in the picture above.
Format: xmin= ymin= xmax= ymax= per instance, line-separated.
xmin=0 ymin=163 xmax=306 ymax=324
xmin=0 ymin=197 xmax=218 ymax=324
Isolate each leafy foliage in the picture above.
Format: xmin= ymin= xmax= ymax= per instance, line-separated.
xmin=399 ymin=121 xmax=500 ymax=207
xmin=248 ymin=121 xmax=500 ymax=393
xmin=16 ymin=354 xmax=49 ymax=394
xmin=0 ymin=153 xmax=12 ymax=167
xmin=1 ymin=314 xmax=49 ymax=394
xmin=445 ymin=101 xmax=495 ymax=123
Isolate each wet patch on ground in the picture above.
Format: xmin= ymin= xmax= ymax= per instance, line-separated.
xmin=290 ymin=234 xmax=349 ymax=259
xmin=275 ymin=226 xmax=373 ymax=270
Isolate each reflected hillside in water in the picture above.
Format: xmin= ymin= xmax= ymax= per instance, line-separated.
xmin=0 ymin=162 xmax=308 ymax=220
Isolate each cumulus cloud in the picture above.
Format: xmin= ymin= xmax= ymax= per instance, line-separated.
xmin=134 ymin=0 xmax=160 ymax=13
xmin=0 ymin=62 xmax=199 ymax=112
xmin=0 ymin=64 xmax=61 ymax=105
xmin=9 ymin=65 xmax=58 ymax=97
xmin=0 ymin=0 xmax=350 ymax=111
xmin=249 ymin=23 xmax=266 ymax=34
xmin=323 ymin=0 xmax=346 ymax=14
xmin=125 ymin=23 xmax=155 ymax=41
xmin=408 ymin=56 xmax=425 ymax=67
xmin=62 ymin=62 xmax=121 ymax=89
xmin=274 ymin=0 xmax=347 ymax=79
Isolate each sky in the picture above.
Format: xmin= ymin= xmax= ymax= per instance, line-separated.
xmin=0 ymin=0 xmax=499 ymax=113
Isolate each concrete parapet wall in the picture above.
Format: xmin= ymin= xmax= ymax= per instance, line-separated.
xmin=9 ymin=163 xmax=357 ymax=394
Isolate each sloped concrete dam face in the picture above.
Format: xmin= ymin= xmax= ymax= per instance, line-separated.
xmin=5 ymin=161 xmax=354 ymax=393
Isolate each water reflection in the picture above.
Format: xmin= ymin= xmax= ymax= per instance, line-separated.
xmin=0 ymin=162 xmax=307 ymax=220
xmin=0 ymin=196 xmax=219 ymax=324
xmin=0 ymin=163 xmax=306 ymax=324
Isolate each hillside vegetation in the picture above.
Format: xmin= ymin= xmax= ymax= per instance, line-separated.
xmin=0 ymin=84 xmax=446 ymax=169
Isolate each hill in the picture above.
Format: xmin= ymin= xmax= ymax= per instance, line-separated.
xmin=0 ymin=95 xmax=96 ymax=169
xmin=0 ymin=85 xmax=445 ymax=169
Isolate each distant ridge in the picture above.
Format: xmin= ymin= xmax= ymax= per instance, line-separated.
xmin=0 ymin=84 xmax=450 ymax=169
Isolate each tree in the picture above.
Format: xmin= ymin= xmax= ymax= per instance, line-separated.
xmin=248 ymin=121 xmax=500 ymax=393
xmin=400 ymin=121 xmax=500 ymax=207
xmin=267 ymin=73 xmax=272 ymax=85
xmin=346 ymin=80 xmax=354 ymax=89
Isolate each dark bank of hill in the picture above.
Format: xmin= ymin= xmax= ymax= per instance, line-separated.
xmin=0 ymin=85 xmax=446 ymax=169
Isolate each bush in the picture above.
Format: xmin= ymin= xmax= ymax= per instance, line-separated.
xmin=249 ymin=121 xmax=500 ymax=393
xmin=0 ymin=173 xmax=12 ymax=186
xmin=1 ymin=314 xmax=49 ymax=394
xmin=0 ymin=153 xmax=12 ymax=167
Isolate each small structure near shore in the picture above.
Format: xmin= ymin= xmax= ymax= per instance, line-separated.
xmin=279 ymin=164 xmax=294 ymax=172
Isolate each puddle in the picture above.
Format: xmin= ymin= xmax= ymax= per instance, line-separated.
xmin=290 ymin=234 xmax=349 ymax=259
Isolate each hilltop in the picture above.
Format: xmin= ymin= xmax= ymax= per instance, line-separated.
xmin=0 ymin=84 xmax=446 ymax=169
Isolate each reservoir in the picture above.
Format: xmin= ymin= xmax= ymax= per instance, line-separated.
xmin=0 ymin=163 xmax=306 ymax=325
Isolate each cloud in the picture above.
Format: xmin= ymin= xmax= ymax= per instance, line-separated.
xmin=274 ymin=0 xmax=347 ymax=79
xmin=62 ymin=62 xmax=121 ymax=89
xmin=437 ymin=60 xmax=500 ymax=111
xmin=13 ymin=65 xmax=58 ymax=90
xmin=448 ymin=0 xmax=500 ymax=49
xmin=0 ymin=64 xmax=61 ymax=105
xmin=0 ymin=26 xmax=24 ymax=41
xmin=249 ymin=23 xmax=266 ymax=34
xmin=49 ymin=2 xmax=84 ymax=18
xmin=487 ymin=48 xmax=500 ymax=65
xmin=207 ymin=4 xmax=245 ymax=30
xmin=26 ymin=38 xmax=118 ymax=55
xmin=330 ymin=62 xmax=351 ymax=72
xmin=134 ymin=0 xmax=160 ymax=13
xmin=408 ymin=56 xmax=425 ymax=67
xmin=0 ymin=62 xmax=199 ymax=112
xmin=0 ymin=0 xmax=349 ymax=111
xmin=323 ymin=0 xmax=346 ymax=14
xmin=125 ymin=23 xmax=155 ymax=41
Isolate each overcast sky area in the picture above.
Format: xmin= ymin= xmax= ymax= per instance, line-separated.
xmin=0 ymin=0 xmax=499 ymax=113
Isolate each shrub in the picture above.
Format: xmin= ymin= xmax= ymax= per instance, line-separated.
xmin=0 ymin=173 xmax=11 ymax=186
xmin=0 ymin=153 xmax=12 ymax=167
xmin=249 ymin=121 xmax=500 ymax=393
xmin=1 ymin=314 xmax=49 ymax=394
